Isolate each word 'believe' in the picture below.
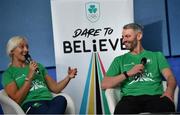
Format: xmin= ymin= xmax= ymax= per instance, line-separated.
xmin=62 ymin=27 xmax=124 ymax=53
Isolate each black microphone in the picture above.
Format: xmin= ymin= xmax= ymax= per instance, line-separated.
xmin=25 ymin=53 xmax=40 ymax=74
xmin=134 ymin=57 xmax=147 ymax=80
xmin=141 ymin=57 xmax=147 ymax=66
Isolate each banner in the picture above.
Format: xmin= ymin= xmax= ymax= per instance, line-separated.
xmin=51 ymin=0 xmax=133 ymax=114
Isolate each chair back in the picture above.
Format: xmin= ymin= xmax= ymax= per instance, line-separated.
xmin=0 ymin=89 xmax=75 ymax=114
xmin=0 ymin=89 xmax=25 ymax=114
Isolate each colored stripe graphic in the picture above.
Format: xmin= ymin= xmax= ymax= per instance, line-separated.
xmin=79 ymin=54 xmax=93 ymax=114
xmin=96 ymin=53 xmax=110 ymax=114
xmin=80 ymin=53 xmax=110 ymax=114
xmin=95 ymin=53 xmax=103 ymax=114
xmin=97 ymin=53 xmax=106 ymax=75
xmin=88 ymin=53 xmax=95 ymax=114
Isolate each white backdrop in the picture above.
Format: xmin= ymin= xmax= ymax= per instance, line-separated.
xmin=51 ymin=0 xmax=133 ymax=114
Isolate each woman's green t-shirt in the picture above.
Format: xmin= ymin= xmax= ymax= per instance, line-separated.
xmin=2 ymin=63 xmax=53 ymax=107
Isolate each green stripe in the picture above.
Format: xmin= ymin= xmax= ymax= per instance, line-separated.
xmin=96 ymin=53 xmax=110 ymax=114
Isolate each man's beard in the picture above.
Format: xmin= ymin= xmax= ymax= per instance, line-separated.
xmin=124 ymin=40 xmax=138 ymax=51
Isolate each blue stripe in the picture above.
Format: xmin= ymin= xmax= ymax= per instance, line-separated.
xmin=79 ymin=53 xmax=93 ymax=114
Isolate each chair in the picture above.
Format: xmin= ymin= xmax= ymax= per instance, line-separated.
xmin=0 ymin=89 xmax=75 ymax=114
xmin=105 ymin=81 xmax=179 ymax=114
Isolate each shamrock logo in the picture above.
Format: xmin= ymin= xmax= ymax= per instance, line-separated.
xmin=88 ymin=5 xmax=97 ymax=13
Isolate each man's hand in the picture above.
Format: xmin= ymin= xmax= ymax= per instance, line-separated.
xmin=127 ymin=64 xmax=144 ymax=77
xmin=161 ymin=90 xmax=174 ymax=102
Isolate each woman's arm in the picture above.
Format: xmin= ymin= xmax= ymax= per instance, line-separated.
xmin=4 ymin=61 xmax=38 ymax=104
xmin=45 ymin=67 xmax=77 ymax=93
xmin=4 ymin=72 xmax=34 ymax=104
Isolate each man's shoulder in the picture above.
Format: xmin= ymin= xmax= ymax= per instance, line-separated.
xmin=145 ymin=50 xmax=163 ymax=55
xmin=112 ymin=53 xmax=130 ymax=63
xmin=114 ymin=53 xmax=128 ymax=59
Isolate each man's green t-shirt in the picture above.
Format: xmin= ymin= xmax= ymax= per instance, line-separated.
xmin=2 ymin=63 xmax=53 ymax=107
xmin=106 ymin=50 xmax=169 ymax=96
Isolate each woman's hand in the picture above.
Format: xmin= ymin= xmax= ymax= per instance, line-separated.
xmin=67 ymin=67 xmax=77 ymax=79
xmin=28 ymin=61 xmax=38 ymax=78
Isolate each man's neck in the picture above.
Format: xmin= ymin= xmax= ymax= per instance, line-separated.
xmin=130 ymin=45 xmax=144 ymax=55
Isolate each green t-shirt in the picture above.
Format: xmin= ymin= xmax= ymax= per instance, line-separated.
xmin=2 ymin=63 xmax=53 ymax=107
xmin=106 ymin=50 xmax=169 ymax=96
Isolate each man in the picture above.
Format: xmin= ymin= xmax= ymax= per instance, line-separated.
xmin=101 ymin=23 xmax=177 ymax=114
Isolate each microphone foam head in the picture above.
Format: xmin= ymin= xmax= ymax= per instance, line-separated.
xmin=141 ymin=57 xmax=147 ymax=65
xmin=25 ymin=53 xmax=31 ymax=64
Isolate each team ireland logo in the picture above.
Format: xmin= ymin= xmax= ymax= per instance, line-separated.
xmin=85 ymin=2 xmax=100 ymax=23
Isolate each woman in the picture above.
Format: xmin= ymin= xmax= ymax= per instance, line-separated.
xmin=2 ymin=36 xmax=77 ymax=114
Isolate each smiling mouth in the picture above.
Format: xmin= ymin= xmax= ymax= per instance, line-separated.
xmin=124 ymin=42 xmax=130 ymax=46
xmin=22 ymin=55 xmax=26 ymax=59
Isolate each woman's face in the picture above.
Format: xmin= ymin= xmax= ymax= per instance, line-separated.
xmin=11 ymin=40 xmax=29 ymax=63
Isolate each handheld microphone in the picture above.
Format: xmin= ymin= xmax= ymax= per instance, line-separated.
xmin=141 ymin=57 xmax=147 ymax=66
xmin=134 ymin=57 xmax=147 ymax=80
xmin=25 ymin=53 xmax=40 ymax=74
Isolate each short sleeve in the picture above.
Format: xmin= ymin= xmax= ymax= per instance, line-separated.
xmin=157 ymin=52 xmax=170 ymax=72
xmin=106 ymin=56 xmax=121 ymax=77
xmin=38 ymin=63 xmax=48 ymax=77
xmin=2 ymin=71 xmax=14 ymax=88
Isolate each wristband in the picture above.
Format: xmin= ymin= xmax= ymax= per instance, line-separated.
xmin=123 ymin=71 xmax=129 ymax=79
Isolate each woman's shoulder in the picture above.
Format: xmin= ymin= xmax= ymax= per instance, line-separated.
xmin=2 ymin=66 xmax=15 ymax=80
xmin=3 ymin=66 xmax=14 ymax=74
xmin=37 ymin=63 xmax=47 ymax=70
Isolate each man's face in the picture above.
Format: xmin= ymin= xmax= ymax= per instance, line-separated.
xmin=122 ymin=28 xmax=138 ymax=51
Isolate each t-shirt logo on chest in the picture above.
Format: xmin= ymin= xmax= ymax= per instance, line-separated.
xmin=123 ymin=62 xmax=135 ymax=67
xmin=16 ymin=74 xmax=26 ymax=81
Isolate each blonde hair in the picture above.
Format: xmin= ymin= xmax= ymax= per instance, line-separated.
xmin=6 ymin=36 xmax=27 ymax=57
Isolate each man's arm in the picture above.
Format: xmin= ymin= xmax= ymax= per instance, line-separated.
xmin=101 ymin=74 xmax=127 ymax=90
xmin=161 ymin=68 xmax=177 ymax=101
xmin=101 ymin=64 xmax=145 ymax=90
